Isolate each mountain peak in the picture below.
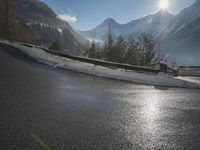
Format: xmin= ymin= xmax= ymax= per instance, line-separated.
xmin=154 ymin=10 xmax=174 ymax=18
xmin=103 ymin=18 xmax=117 ymax=23
xmin=137 ymin=10 xmax=174 ymax=25
xmin=99 ymin=18 xmax=120 ymax=28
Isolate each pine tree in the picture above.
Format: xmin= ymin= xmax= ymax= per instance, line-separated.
xmin=123 ymin=37 xmax=140 ymax=65
xmin=113 ymin=35 xmax=126 ymax=63
xmin=85 ymin=40 xmax=98 ymax=58
xmin=102 ymin=23 xmax=115 ymax=61
xmin=139 ymin=33 xmax=157 ymax=66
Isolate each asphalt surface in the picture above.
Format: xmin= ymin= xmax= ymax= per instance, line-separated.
xmin=0 ymin=44 xmax=200 ymax=150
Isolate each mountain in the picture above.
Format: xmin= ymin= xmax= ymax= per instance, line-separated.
xmin=127 ymin=10 xmax=175 ymax=39
xmin=82 ymin=10 xmax=175 ymax=41
xmin=82 ymin=0 xmax=200 ymax=65
xmin=82 ymin=0 xmax=200 ymax=42
xmin=0 ymin=0 xmax=87 ymax=55
xmin=158 ymin=0 xmax=200 ymax=65
xmin=82 ymin=18 xmax=120 ymax=42
xmin=160 ymin=16 xmax=200 ymax=66
xmin=170 ymin=0 xmax=200 ymax=33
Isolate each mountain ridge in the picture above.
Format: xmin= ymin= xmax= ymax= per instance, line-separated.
xmin=0 ymin=0 xmax=87 ymax=55
xmin=81 ymin=1 xmax=200 ymax=65
xmin=82 ymin=10 xmax=175 ymax=40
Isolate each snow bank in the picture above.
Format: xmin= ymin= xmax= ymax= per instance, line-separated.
xmin=2 ymin=41 xmax=200 ymax=89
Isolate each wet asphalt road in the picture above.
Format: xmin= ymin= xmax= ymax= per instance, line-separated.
xmin=0 ymin=44 xmax=200 ymax=150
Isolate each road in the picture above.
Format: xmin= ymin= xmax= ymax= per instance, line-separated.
xmin=0 ymin=44 xmax=200 ymax=150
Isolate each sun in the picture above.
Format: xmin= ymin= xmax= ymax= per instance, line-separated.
xmin=159 ymin=0 xmax=169 ymax=10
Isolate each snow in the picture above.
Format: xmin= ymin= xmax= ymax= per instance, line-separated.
xmin=178 ymin=76 xmax=200 ymax=84
xmin=25 ymin=22 xmax=59 ymax=31
xmin=1 ymin=40 xmax=200 ymax=89
xmin=57 ymin=28 xmax=63 ymax=34
xmin=86 ymin=37 xmax=104 ymax=44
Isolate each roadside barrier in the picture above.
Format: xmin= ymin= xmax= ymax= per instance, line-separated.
xmin=4 ymin=41 xmax=181 ymax=76
xmin=42 ymin=48 xmax=160 ymax=74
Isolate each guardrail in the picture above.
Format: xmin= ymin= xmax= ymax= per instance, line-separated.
xmin=40 ymin=48 xmax=160 ymax=74
xmin=17 ymin=41 xmax=160 ymax=74
xmin=19 ymin=42 xmax=35 ymax=48
xmin=179 ymin=66 xmax=200 ymax=69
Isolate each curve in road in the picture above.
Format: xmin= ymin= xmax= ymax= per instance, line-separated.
xmin=0 ymin=45 xmax=200 ymax=149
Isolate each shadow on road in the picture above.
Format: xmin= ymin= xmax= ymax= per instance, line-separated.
xmin=154 ymin=85 xmax=171 ymax=90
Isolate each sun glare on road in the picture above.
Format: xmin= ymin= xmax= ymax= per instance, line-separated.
xmin=141 ymin=91 xmax=162 ymax=133
xmin=159 ymin=0 xmax=169 ymax=10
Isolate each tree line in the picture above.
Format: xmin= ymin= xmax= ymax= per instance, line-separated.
xmin=85 ymin=30 xmax=158 ymax=67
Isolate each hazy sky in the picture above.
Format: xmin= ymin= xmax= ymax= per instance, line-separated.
xmin=42 ymin=0 xmax=196 ymax=30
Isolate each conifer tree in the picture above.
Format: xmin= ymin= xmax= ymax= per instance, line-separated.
xmin=123 ymin=37 xmax=140 ymax=65
xmin=139 ymin=33 xmax=156 ymax=66
xmin=113 ymin=35 xmax=126 ymax=63
xmin=102 ymin=23 xmax=115 ymax=61
xmin=85 ymin=40 xmax=98 ymax=58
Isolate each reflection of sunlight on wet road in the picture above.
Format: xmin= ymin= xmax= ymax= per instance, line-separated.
xmin=121 ymin=89 xmax=166 ymax=149
xmin=103 ymin=85 xmax=200 ymax=149
xmin=141 ymin=91 xmax=162 ymax=139
xmin=107 ymin=86 xmax=167 ymax=148
xmin=143 ymin=91 xmax=160 ymax=123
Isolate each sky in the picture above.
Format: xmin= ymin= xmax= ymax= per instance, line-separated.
xmin=42 ymin=0 xmax=196 ymax=31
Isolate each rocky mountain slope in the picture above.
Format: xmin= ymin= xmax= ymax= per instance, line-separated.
xmin=0 ymin=0 xmax=87 ymax=55
xmin=160 ymin=16 xmax=200 ymax=65
xmin=159 ymin=0 xmax=200 ymax=65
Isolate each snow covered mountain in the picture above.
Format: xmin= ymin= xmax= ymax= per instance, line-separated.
xmin=82 ymin=18 xmax=121 ymax=42
xmin=82 ymin=10 xmax=175 ymax=41
xmin=82 ymin=0 xmax=200 ymax=65
xmin=157 ymin=0 xmax=200 ymax=65
xmin=82 ymin=0 xmax=200 ymax=42
xmin=160 ymin=16 xmax=200 ymax=66
xmin=127 ymin=10 xmax=175 ymax=39
xmin=170 ymin=0 xmax=200 ymax=33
